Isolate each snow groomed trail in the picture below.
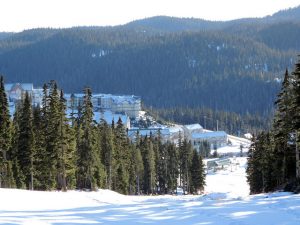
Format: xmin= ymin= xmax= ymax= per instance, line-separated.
xmin=1 ymin=157 xmax=300 ymax=225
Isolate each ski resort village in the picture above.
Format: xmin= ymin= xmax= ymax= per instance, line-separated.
xmin=5 ymin=83 xmax=231 ymax=153
xmin=2 ymin=80 xmax=300 ymax=225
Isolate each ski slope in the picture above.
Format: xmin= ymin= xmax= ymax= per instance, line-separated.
xmin=1 ymin=157 xmax=300 ymax=225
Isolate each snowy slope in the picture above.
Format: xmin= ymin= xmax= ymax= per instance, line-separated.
xmin=1 ymin=157 xmax=300 ymax=225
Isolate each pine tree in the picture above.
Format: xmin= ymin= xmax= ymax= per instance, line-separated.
xmin=190 ymin=149 xmax=206 ymax=194
xmin=0 ymin=75 xmax=14 ymax=188
xmin=291 ymin=59 xmax=300 ymax=178
xmin=179 ymin=139 xmax=192 ymax=194
xmin=45 ymin=81 xmax=61 ymax=189
xmin=10 ymin=105 xmax=23 ymax=188
xmin=35 ymin=83 xmax=51 ymax=190
xmin=141 ymin=136 xmax=156 ymax=194
xmin=247 ymin=135 xmax=263 ymax=194
xmin=99 ymin=119 xmax=115 ymax=189
xmin=134 ymin=146 xmax=144 ymax=195
xmin=273 ymin=69 xmax=294 ymax=184
xmin=32 ymin=105 xmax=46 ymax=190
xmin=166 ymin=142 xmax=179 ymax=194
xmin=17 ymin=92 xmax=35 ymax=190
xmin=76 ymin=87 xmax=99 ymax=190
xmin=113 ymin=118 xmax=130 ymax=194
xmin=57 ymin=90 xmax=76 ymax=191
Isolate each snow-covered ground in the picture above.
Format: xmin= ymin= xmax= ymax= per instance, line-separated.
xmin=216 ymin=135 xmax=251 ymax=156
xmin=1 ymin=157 xmax=300 ymax=225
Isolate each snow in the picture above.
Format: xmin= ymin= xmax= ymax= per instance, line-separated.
xmin=1 ymin=157 xmax=300 ymax=225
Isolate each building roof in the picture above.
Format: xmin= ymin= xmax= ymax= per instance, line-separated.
xmin=64 ymin=93 xmax=141 ymax=104
xmin=5 ymin=83 xmax=34 ymax=91
xmin=192 ymin=131 xmax=227 ymax=139
xmin=184 ymin=124 xmax=203 ymax=131
xmin=168 ymin=126 xmax=184 ymax=134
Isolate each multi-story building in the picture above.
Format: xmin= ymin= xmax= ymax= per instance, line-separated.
xmin=4 ymin=83 xmax=43 ymax=107
xmin=5 ymin=83 xmax=140 ymax=126
xmin=65 ymin=93 xmax=141 ymax=118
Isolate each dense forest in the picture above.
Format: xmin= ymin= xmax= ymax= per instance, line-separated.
xmin=0 ymin=77 xmax=205 ymax=194
xmin=149 ymin=107 xmax=272 ymax=136
xmin=0 ymin=6 xmax=300 ymax=133
xmin=246 ymin=58 xmax=300 ymax=194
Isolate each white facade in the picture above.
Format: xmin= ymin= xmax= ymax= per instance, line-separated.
xmin=65 ymin=93 xmax=141 ymax=118
xmin=5 ymin=83 xmax=43 ymax=107
xmin=192 ymin=131 xmax=228 ymax=150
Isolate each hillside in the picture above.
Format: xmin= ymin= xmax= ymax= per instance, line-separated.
xmin=0 ymin=6 xmax=299 ymax=118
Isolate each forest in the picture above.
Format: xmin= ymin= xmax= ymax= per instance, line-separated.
xmin=0 ymin=77 xmax=205 ymax=195
xmin=246 ymin=58 xmax=300 ymax=194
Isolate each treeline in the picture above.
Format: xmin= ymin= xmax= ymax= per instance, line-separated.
xmin=246 ymin=59 xmax=300 ymax=194
xmin=150 ymin=107 xmax=272 ymax=135
xmin=0 ymin=77 xmax=205 ymax=194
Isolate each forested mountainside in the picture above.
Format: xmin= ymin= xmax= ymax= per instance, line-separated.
xmin=0 ymin=6 xmax=299 ymax=120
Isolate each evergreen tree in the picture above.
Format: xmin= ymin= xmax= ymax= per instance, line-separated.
xmin=35 ymin=83 xmax=51 ymax=190
xmin=291 ymin=59 xmax=300 ymax=178
xmin=179 ymin=139 xmax=192 ymax=194
xmin=99 ymin=119 xmax=115 ymax=189
xmin=190 ymin=149 xmax=206 ymax=194
xmin=10 ymin=105 xmax=22 ymax=188
xmin=32 ymin=105 xmax=46 ymax=190
xmin=134 ymin=146 xmax=144 ymax=194
xmin=141 ymin=136 xmax=156 ymax=194
xmin=272 ymin=69 xmax=294 ymax=184
xmin=17 ymin=92 xmax=35 ymax=189
xmin=247 ymin=135 xmax=263 ymax=194
xmin=113 ymin=118 xmax=130 ymax=194
xmin=0 ymin=75 xmax=14 ymax=188
xmin=166 ymin=142 xmax=179 ymax=194
xmin=45 ymin=81 xmax=61 ymax=189
xmin=57 ymin=90 xmax=76 ymax=191
xmin=76 ymin=87 xmax=99 ymax=190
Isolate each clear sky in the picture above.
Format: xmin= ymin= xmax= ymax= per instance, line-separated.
xmin=1 ymin=0 xmax=300 ymax=32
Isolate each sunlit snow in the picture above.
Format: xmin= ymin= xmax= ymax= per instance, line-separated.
xmin=1 ymin=155 xmax=300 ymax=224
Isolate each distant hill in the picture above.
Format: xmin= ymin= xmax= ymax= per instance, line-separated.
xmin=0 ymin=6 xmax=299 ymax=118
xmin=0 ymin=32 xmax=14 ymax=40
xmin=125 ymin=16 xmax=226 ymax=32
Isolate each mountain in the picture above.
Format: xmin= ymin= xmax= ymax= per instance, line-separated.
xmin=125 ymin=16 xmax=226 ymax=32
xmin=0 ymin=32 xmax=14 ymax=40
xmin=0 ymin=6 xmax=299 ymax=119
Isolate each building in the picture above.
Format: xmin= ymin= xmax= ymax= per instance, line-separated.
xmin=65 ymin=93 xmax=141 ymax=118
xmin=183 ymin=124 xmax=204 ymax=140
xmin=4 ymin=83 xmax=43 ymax=107
xmin=191 ymin=131 xmax=228 ymax=150
xmin=5 ymin=83 xmax=140 ymax=127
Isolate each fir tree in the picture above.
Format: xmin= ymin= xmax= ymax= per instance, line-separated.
xmin=57 ymin=90 xmax=76 ymax=191
xmin=76 ymin=87 xmax=99 ymax=190
xmin=291 ymin=59 xmax=300 ymax=178
xmin=17 ymin=92 xmax=35 ymax=190
xmin=113 ymin=118 xmax=130 ymax=194
xmin=166 ymin=142 xmax=179 ymax=194
xmin=179 ymin=139 xmax=192 ymax=194
xmin=142 ymin=136 xmax=156 ymax=194
xmin=190 ymin=149 xmax=206 ymax=194
xmin=99 ymin=119 xmax=115 ymax=189
xmin=0 ymin=75 xmax=14 ymax=188
xmin=45 ymin=81 xmax=61 ymax=189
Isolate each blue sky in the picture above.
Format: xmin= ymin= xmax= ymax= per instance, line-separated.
xmin=0 ymin=0 xmax=299 ymax=32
